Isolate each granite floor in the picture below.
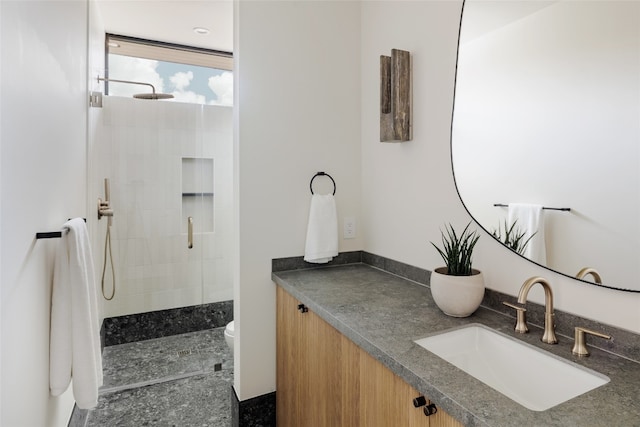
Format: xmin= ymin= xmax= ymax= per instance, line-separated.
xmin=86 ymin=327 xmax=233 ymax=426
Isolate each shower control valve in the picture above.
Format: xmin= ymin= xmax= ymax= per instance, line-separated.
xmin=98 ymin=178 xmax=114 ymax=225
xmin=98 ymin=198 xmax=113 ymax=220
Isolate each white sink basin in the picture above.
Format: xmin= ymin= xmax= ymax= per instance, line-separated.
xmin=414 ymin=324 xmax=609 ymax=411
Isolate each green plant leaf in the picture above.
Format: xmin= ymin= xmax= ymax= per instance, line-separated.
xmin=431 ymin=222 xmax=480 ymax=276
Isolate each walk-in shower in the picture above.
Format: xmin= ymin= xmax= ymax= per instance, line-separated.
xmin=89 ymin=94 xmax=233 ymax=318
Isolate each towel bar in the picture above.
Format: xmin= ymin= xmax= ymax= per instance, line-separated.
xmin=310 ymin=172 xmax=336 ymax=195
xmin=493 ymin=203 xmax=570 ymax=212
xmin=36 ymin=218 xmax=87 ymax=239
xmin=36 ymin=231 xmax=68 ymax=239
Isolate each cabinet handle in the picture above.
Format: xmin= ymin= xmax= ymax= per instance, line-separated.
xmin=413 ymin=396 xmax=427 ymax=408
xmin=188 ymin=216 xmax=193 ymax=249
xmin=423 ymin=403 xmax=437 ymax=417
xmin=297 ymin=304 xmax=308 ymax=313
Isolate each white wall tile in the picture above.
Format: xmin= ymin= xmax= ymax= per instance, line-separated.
xmin=102 ymin=99 xmax=233 ymax=318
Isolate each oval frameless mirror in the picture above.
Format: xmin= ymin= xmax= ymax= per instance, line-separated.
xmin=452 ymin=0 xmax=640 ymax=292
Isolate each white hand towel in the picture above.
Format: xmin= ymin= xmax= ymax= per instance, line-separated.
xmin=50 ymin=218 xmax=103 ymax=409
xmin=508 ymin=203 xmax=547 ymax=264
xmin=304 ymin=194 xmax=338 ymax=263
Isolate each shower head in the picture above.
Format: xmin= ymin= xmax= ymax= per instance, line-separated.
xmin=134 ymin=92 xmax=174 ymax=100
xmin=97 ymin=76 xmax=174 ymax=100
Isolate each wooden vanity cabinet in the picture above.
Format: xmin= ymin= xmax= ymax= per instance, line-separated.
xmin=276 ymin=286 xmax=462 ymax=427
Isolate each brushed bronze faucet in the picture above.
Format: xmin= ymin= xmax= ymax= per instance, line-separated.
xmin=505 ymin=276 xmax=558 ymax=344
xmin=576 ymin=267 xmax=602 ymax=284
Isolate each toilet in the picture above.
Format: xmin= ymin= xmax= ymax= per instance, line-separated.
xmin=224 ymin=321 xmax=234 ymax=354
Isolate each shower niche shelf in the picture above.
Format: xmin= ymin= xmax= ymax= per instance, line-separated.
xmin=182 ymin=157 xmax=214 ymax=234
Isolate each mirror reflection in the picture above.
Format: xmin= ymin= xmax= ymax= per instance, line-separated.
xmin=452 ymin=0 xmax=640 ymax=292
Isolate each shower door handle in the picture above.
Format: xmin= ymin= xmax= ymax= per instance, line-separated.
xmin=188 ymin=217 xmax=193 ymax=249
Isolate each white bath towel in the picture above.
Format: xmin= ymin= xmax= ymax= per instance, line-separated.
xmin=508 ymin=203 xmax=547 ymax=265
xmin=304 ymin=194 xmax=338 ymax=263
xmin=50 ymin=218 xmax=103 ymax=409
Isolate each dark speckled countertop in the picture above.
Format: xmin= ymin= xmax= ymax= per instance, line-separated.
xmin=272 ymin=264 xmax=640 ymax=427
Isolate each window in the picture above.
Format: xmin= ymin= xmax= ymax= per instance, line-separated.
xmin=105 ymin=34 xmax=233 ymax=106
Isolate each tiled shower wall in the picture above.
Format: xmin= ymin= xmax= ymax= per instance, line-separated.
xmin=97 ymin=97 xmax=233 ymax=317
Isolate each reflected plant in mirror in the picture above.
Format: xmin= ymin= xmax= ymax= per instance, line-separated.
xmin=492 ymin=220 xmax=535 ymax=256
xmin=452 ymin=0 xmax=640 ymax=292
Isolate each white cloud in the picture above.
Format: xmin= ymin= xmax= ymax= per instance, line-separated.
xmin=106 ymin=55 xmax=165 ymax=98
xmin=168 ymin=70 xmax=208 ymax=104
xmin=170 ymin=90 xmax=207 ymax=105
xmin=170 ymin=71 xmax=194 ymax=92
xmin=208 ymin=71 xmax=233 ymax=106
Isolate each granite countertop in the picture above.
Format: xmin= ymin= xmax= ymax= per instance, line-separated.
xmin=272 ymin=263 xmax=640 ymax=427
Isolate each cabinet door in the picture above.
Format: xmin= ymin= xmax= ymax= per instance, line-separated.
xmin=359 ymin=345 xmax=430 ymax=427
xmin=276 ymin=286 xmax=307 ymax=426
xmin=305 ymin=301 xmax=351 ymax=425
xmin=276 ymin=287 xmax=359 ymax=426
xmin=276 ymin=287 xmax=462 ymax=427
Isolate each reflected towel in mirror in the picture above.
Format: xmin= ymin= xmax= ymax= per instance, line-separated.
xmin=508 ymin=203 xmax=547 ymax=265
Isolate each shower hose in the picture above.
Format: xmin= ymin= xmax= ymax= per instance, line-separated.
xmin=101 ymin=222 xmax=116 ymax=300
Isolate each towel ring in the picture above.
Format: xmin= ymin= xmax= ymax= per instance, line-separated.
xmin=310 ymin=172 xmax=336 ymax=195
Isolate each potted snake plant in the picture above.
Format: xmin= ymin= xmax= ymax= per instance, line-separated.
xmin=430 ymin=222 xmax=484 ymax=317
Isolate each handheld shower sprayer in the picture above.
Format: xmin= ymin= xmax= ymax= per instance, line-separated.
xmin=99 ymin=178 xmax=116 ymax=300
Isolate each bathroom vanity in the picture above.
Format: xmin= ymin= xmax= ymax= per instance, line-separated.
xmin=276 ymin=286 xmax=460 ymax=427
xmin=273 ymin=263 xmax=640 ymax=426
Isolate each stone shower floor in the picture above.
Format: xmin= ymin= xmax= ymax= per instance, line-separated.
xmin=86 ymin=327 xmax=233 ymax=426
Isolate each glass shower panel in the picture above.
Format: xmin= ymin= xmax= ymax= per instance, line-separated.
xmin=96 ymin=96 xmax=232 ymax=318
xmin=200 ymin=105 xmax=233 ymax=304
xmin=98 ymin=98 xmax=193 ymax=316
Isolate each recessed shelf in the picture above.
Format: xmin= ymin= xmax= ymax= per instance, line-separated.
xmin=182 ymin=157 xmax=214 ymax=233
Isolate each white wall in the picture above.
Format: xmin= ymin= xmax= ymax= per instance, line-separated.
xmin=361 ymin=1 xmax=466 ymax=267
xmin=1 ymin=1 xmax=88 ymax=425
xmin=234 ymin=0 xmax=362 ymax=400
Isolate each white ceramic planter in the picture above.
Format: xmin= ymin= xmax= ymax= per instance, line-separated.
xmin=430 ymin=267 xmax=485 ymax=317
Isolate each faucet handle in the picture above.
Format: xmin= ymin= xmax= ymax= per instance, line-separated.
xmin=572 ymin=327 xmax=611 ymax=357
xmin=503 ymin=301 xmax=528 ymax=334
